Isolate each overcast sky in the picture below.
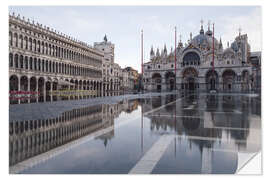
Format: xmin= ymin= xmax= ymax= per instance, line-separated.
xmin=9 ymin=6 xmax=261 ymax=72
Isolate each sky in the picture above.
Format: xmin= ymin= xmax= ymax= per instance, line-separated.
xmin=9 ymin=6 xmax=262 ymax=72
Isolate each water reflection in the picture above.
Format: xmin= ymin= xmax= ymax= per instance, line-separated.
xmin=146 ymin=94 xmax=261 ymax=153
xmin=9 ymin=99 xmax=139 ymax=166
xmin=9 ymin=93 xmax=261 ymax=174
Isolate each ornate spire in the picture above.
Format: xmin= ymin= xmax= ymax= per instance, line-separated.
xmin=178 ymin=34 xmax=183 ymax=48
xmin=238 ymin=27 xmax=242 ymax=37
xmin=205 ymin=20 xmax=212 ymax=36
xmin=200 ymin=19 xmax=204 ymax=34
xmin=104 ymin=34 xmax=108 ymax=42
xmin=156 ymin=48 xmax=160 ymax=57
xmin=219 ymin=37 xmax=223 ymax=49
xmin=150 ymin=45 xmax=154 ymax=55
xmin=190 ymin=32 xmax=193 ymax=41
xmin=164 ymin=44 xmax=167 ymax=53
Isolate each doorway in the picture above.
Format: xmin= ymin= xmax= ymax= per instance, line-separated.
xmin=188 ymin=77 xmax=195 ymax=91
xmin=157 ymin=85 xmax=161 ymax=91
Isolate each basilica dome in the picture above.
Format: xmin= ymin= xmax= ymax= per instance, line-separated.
xmin=223 ymin=47 xmax=235 ymax=55
xmin=192 ymin=29 xmax=219 ymax=49
xmin=231 ymin=41 xmax=240 ymax=52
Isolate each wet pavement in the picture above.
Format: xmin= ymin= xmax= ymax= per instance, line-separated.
xmin=9 ymin=92 xmax=261 ymax=174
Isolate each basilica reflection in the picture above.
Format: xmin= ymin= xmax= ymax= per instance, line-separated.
xmin=9 ymin=99 xmax=139 ymax=166
xmin=145 ymin=94 xmax=260 ymax=152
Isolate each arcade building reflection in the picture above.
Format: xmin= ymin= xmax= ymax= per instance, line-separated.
xmin=9 ymin=99 xmax=139 ymax=166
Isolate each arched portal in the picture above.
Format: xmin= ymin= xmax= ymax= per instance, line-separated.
xmin=222 ymin=70 xmax=236 ymax=92
xmin=206 ymin=70 xmax=219 ymax=91
xmin=182 ymin=67 xmax=199 ymax=91
xmin=152 ymin=73 xmax=162 ymax=91
xmin=165 ymin=71 xmax=175 ymax=91
xmin=30 ymin=77 xmax=37 ymax=92
xmin=20 ymin=76 xmax=28 ymax=91
xmin=30 ymin=77 xmax=37 ymax=103
xmin=38 ymin=77 xmax=45 ymax=102
xmin=9 ymin=75 xmax=19 ymax=104
xmin=242 ymin=70 xmax=249 ymax=91
xmin=45 ymin=81 xmax=51 ymax=101
xmin=10 ymin=75 xmax=18 ymax=91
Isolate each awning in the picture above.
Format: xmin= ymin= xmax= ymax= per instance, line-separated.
xmin=57 ymin=79 xmax=75 ymax=86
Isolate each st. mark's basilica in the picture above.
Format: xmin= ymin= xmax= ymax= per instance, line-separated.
xmin=142 ymin=21 xmax=261 ymax=93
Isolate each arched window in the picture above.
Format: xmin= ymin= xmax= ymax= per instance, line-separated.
xmin=24 ymin=56 xmax=28 ymax=70
xmin=183 ymin=52 xmax=200 ymax=64
xmin=34 ymin=58 xmax=37 ymax=70
xmin=52 ymin=45 xmax=55 ymax=56
xmin=56 ymin=62 xmax=58 ymax=73
xmin=14 ymin=33 xmax=18 ymax=47
xmin=52 ymin=62 xmax=55 ymax=73
xmin=29 ymin=57 xmax=33 ymax=70
xmin=9 ymin=32 xmax=13 ymax=46
xmin=45 ymin=43 xmax=48 ymax=55
xmin=49 ymin=61 xmax=51 ymax=72
xmin=33 ymin=39 xmax=37 ymax=52
xmin=45 ymin=60 xmax=48 ymax=72
xmin=41 ymin=42 xmax=44 ymax=54
xmin=55 ymin=46 xmax=57 ymax=57
xmin=42 ymin=60 xmax=44 ymax=72
xmin=63 ymin=49 xmax=66 ymax=59
xmin=24 ymin=36 xmax=28 ymax=50
xmin=29 ymin=38 xmax=32 ymax=51
xmin=20 ymin=55 xmax=23 ymax=69
xmin=37 ymin=40 xmax=40 ymax=53
xmin=49 ymin=44 xmax=51 ymax=55
xmin=19 ymin=35 xmax=23 ymax=49
xmin=9 ymin=53 xmax=13 ymax=67
xmin=15 ymin=54 xmax=19 ymax=68
xmin=38 ymin=59 xmax=41 ymax=71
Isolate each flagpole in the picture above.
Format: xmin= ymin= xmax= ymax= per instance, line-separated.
xmin=174 ymin=26 xmax=177 ymax=91
xmin=141 ymin=29 xmax=144 ymax=92
xmin=212 ymin=23 xmax=215 ymax=72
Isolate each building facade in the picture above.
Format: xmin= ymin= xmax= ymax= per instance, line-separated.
xmin=143 ymin=22 xmax=260 ymax=93
xmin=9 ymin=13 xmax=104 ymax=104
xmin=9 ymin=13 xmax=141 ymax=104
xmin=124 ymin=67 xmax=139 ymax=91
xmin=94 ymin=36 xmax=121 ymax=95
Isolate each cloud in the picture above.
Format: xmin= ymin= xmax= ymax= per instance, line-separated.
xmin=142 ymin=15 xmax=170 ymax=35
xmin=217 ymin=7 xmax=262 ymax=51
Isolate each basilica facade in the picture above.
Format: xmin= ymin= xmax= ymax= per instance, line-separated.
xmin=143 ymin=22 xmax=260 ymax=93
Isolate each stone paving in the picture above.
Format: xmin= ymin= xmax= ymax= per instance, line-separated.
xmin=9 ymin=92 xmax=176 ymax=122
